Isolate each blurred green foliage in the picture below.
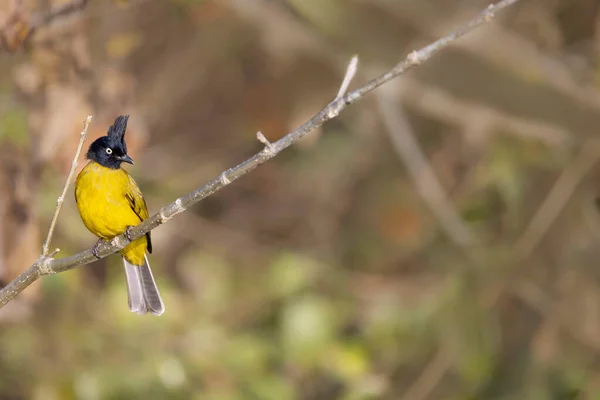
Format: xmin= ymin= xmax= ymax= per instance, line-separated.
xmin=1 ymin=0 xmax=600 ymax=399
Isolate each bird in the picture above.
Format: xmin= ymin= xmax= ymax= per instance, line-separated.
xmin=74 ymin=115 xmax=164 ymax=315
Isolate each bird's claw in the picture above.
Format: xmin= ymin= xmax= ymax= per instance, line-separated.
xmin=125 ymin=226 xmax=134 ymax=242
xmin=92 ymin=239 xmax=103 ymax=259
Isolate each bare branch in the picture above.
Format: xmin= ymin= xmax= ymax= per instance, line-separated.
xmin=376 ymin=85 xmax=475 ymax=248
xmin=41 ymin=116 xmax=92 ymax=256
xmin=513 ymin=138 xmax=600 ymax=261
xmin=0 ymin=0 xmax=522 ymax=309
xmin=344 ymin=0 xmax=521 ymax=104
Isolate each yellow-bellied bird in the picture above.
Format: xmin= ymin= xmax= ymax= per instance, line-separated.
xmin=75 ymin=115 xmax=164 ymax=315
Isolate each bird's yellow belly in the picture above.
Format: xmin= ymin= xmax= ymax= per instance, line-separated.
xmin=76 ymin=182 xmax=139 ymax=239
xmin=75 ymin=163 xmax=148 ymax=265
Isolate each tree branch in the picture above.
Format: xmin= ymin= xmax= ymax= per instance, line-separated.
xmin=513 ymin=138 xmax=600 ymax=261
xmin=376 ymin=85 xmax=475 ymax=248
xmin=0 ymin=0 xmax=522 ymax=309
xmin=41 ymin=116 xmax=92 ymax=257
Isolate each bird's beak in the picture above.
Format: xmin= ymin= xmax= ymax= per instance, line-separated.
xmin=118 ymin=154 xmax=134 ymax=164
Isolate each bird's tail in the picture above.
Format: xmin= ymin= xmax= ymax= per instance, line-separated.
xmin=122 ymin=255 xmax=165 ymax=316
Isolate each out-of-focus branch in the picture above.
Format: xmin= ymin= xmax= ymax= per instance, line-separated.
xmin=398 ymin=78 xmax=571 ymax=148
xmin=376 ymin=85 xmax=475 ymax=248
xmin=513 ymin=139 xmax=600 ymax=261
xmin=29 ymin=0 xmax=89 ymax=31
xmin=0 ymin=0 xmax=90 ymax=53
xmin=373 ymin=0 xmax=600 ymax=112
xmin=0 ymin=0 xmax=522 ymax=309
xmin=400 ymin=348 xmax=453 ymax=400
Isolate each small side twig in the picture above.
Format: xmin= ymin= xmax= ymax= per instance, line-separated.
xmin=335 ymin=55 xmax=359 ymax=100
xmin=327 ymin=55 xmax=360 ymax=120
xmin=41 ymin=116 xmax=92 ymax=256
xmin=256 ymin=131 xmax=275 ymax=155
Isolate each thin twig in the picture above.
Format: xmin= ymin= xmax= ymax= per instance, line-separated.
xmin=41 ymin=116 xmax=92 ymax=256
xmin=376 ymin=85 xmax=475 ymax=248
xmin=0 ymin=0 xmax=522 ymax=309
xmin=343 ymin=0 xmax=521 ymax=104
xmin=256 ymin=131 xmax=275 ymax=154
xmin=400 ymin=348 xmax=453 ymax=400
xmin=335 ymin=55 xmax=359 ymax=100
xmin=475 ymin=138 xmax=600 ymax=321
xmin=513 ymin=281 xmax=600 ymax=351
xmin=513 ymin=138 xmax=600 ymax=261
xmin=398 ymin=78 xmax=570 ymax=148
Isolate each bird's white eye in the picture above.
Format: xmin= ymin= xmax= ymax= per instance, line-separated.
xmin=106 ymin=148 xmax=113 ymax=154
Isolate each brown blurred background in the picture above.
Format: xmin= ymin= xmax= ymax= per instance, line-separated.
xmin=1 ymin=0 xmax=600 ymax=399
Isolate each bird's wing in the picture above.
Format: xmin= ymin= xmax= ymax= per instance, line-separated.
xmin=124 ymin=185 xmax=149 ymax=221
xmin=124 ymin=174 xmax=153 ymax=253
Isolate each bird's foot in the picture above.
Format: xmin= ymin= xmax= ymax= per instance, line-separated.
xmin=124 ymin=226 xmax=134 ymax=242
xmin=92 ymin=239 xmax=105 ymax=259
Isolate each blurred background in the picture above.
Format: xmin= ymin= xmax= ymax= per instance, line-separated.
xmin=0 ymin=0 xmax=599 ymax=399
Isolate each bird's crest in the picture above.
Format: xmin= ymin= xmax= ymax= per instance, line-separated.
xmin=107 ymin=115 xmax=130 ymax=148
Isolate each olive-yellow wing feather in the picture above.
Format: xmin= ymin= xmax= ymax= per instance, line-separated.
xmin=124 ymin=175 xmax=153 ymax=253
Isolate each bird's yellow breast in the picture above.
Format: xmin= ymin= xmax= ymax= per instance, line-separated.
xmin=75 ymin=161 xmax=148 ymax=265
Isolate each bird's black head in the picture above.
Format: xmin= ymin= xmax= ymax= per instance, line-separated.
xmin=86 ymin=115 xmax=134 ymax=169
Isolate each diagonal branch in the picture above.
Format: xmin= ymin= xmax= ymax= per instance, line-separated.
xmin=376 ymin=85 xmax=475 ymax=248
xmin=0 ymin=0 xmax=522 ymax=309
xmin=513 ymin=138 xmax=600 ymax=261
xmin=24 ymin=0 xmax=90 ymax=43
